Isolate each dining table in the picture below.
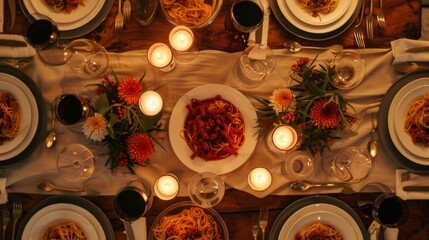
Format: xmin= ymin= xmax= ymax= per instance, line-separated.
xmin=0 ymin=0 xmax=429 ymax=239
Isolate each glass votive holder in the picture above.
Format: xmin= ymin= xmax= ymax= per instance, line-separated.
xmin=267 ymin=125 xmax=298 ymax=153
xmin=147 ymin=43 xmax=176 ymax=72
xmin=330 ymin=51 xmax=365 ymax=90
xmin=282 ymin=151 xmax=314 ymax=180
xmin=154 ymin=174 xmax=180 ymax=200
xmin=248 ymin=167 xmax=272 ymax=191
xmin=139 ymin=91 xmax=163 ymax=116
xmin=168 ymin=26 xmax=198 ymax=62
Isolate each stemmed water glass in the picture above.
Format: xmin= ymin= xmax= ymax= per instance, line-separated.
xmin=188 ymin=172 xmax=225 ymax=208
xmin=57 ymin=144 xmax=95 ymax=182
xmin=24 ymin=13 xmax=70 ymax=66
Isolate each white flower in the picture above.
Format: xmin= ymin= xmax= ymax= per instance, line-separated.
xmin=269 ymin=88 xmax=295 ymax=114
xmin=82 ymin=113 xmax=108 ymax=142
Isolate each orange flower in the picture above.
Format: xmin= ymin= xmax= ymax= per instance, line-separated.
xmin=118 ymin=77 xmax=143 ymax=105
xmin=309 ymin=98 xmax=341 ymax=129
xmin=269 ymin=88 xmax=294 ymax=113
xmin=126 ymin=133 xmax=153 ymax=163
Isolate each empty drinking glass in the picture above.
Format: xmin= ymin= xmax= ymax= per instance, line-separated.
xmin=326 ymin=147 xmax=372 ymax=183
xmin=57 ymin=144 xmax=95 ymax=182
xmin=188 ymin=172 xmax=225 ymax=208
xmin=331 ymin=51 xmax=366 ymax=90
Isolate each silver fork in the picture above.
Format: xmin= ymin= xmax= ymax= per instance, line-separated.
xmin=11 ymin=197 xmax=22 ymax=240
xmin=114 ymin=0 xmax=124 ymax=37
xmin=123 ymin=0 xmax=131 ymax=23
xmin=354 ymin=0 xmax=366 ymax=48
xmin=1 ymin=205 xmax=9 ymax=240
xmin=259 ymin=205 xmax=268 ymax=240
xmin=366 ymin=0 xmax=375 ymax=40
xmin=377 ymin=0 xmax=386 ymax=31
xmin=400 ymin=171 xmax=421 ymax=182
xmin=252 ymin=215 xmax=259 ymax=240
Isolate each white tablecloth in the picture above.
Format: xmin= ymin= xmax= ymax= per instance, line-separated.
xmin=4 ymin=47 xmax=404 ymax=198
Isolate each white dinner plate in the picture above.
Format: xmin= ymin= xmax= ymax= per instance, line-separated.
xmin=22 ymin=203 xmax=105 ymax=240
xmin=23 ymin=0 xmax=105 ymax=31
xmin=0 ymin=73 xmax=38 ymax=161
xmin=28 ymin=210 xmax=98 ymax=240
xmin=31 ymin=0 xmax=99 ymax=24
xmin=169 ymin=84 xmax=258 ymax=175
xmin=277 ymin=0 xmax=358 ymax=34
xmin=285 ymin=0 xmax=350 ymax=26
xmin=278 ymin=204 xmax=362 ymax=240
xmin=388 ymin=78 xmax=429 ymax=165
xmin=0 ymin=81 xmax=32 ymax=154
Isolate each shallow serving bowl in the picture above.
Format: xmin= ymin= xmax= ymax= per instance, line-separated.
xmin=159 ymin=0 xmax=223 ymax=29
xmin=149 ymin=201 xmax=229 ymax=240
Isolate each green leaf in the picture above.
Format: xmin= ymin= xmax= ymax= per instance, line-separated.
xmin=96 ymin=94 xmax=109 ymax=113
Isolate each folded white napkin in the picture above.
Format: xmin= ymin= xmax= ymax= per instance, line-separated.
xmin=130 ymin=217 xmax=147 ymax=240
xmin=0 ymin=178 xmax=7 ymax=204
xmin=0 ymin=34 xmax=35 ymax=58
xmin=391 ymin=38 xmax=429 ymax=64
xmin=0 ymin=0 xmax=4 ymax=32
xmin=395 ymin=169 xmax=429 ymax=200
xmin=369 ymin=221 xmax=399 ymax=240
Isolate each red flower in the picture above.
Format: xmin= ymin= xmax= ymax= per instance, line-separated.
xmin=126 ymin=133 xmax=153 ymax=164
xmin=309 ymin=98 xmax=342 ymax=129
xmin=118 ymin=77 xmax=143 ymax=105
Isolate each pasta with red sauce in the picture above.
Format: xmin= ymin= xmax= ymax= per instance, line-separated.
xmin=44 ymin=0 xmax=85 ymax=13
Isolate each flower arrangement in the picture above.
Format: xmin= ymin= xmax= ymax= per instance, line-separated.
xmin=82 ymin=71 xmax=164 ymax=173
xmin=253 ymin=56 xmax=357 ymax=156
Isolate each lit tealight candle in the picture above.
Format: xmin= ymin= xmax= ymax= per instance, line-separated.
xmin=154 ymin=174 xmax=180 ymax=200
xmin=139 ymin=91 xmax=163 ymax=116
xmin=248 ymin=167 xmax=272 ymax=191
xmin=147 ymin=43 xmax=175 ymax=72
xmin=269 ymin=125 xmax=298 ymax=152
xmin=169 ymin=26 xmax=194 ymax=52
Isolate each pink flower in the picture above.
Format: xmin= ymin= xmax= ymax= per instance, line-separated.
xmin=118 ymin=77 xmax=143 ymax=105
xmin=309 ymin=98 xmax=341 ymax=129
xmin=126 ymin=133 xmax=153 ymax=164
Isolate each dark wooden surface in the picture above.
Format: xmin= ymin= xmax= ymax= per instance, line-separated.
xmin=2 ymin=0 xmax=423 ymax=52
xmin=2 ymin=191 xmax=429 ymax=239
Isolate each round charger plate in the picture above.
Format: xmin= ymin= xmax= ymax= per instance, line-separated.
xmin=269 ymin=195 xmax=367 ymax=240
xmin=379 ymin=70 xmax=429 ymax=174
xmin=169 ymin=84 xmax=258 ymax=175
xmin=0 ymin=65 xmax=46 ymax=166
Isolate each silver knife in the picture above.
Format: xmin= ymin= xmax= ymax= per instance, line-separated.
xmin=0 ymin=39 xmax=27 ymax=47
xmin=403 ymin=186 xmax=429 ymax=192
xmin=8 ymin=0 xmax=16 ymax=30
xmin=404 ymin=46 xmax=429 ymax=53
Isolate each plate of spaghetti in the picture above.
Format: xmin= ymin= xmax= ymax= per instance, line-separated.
xmin=160 ymin=0 xmax=223 ymax=28
xmin=31 ymin=0 xmax=99 ymax=23
xmin=270 ymin=195 xmax=366 ymax=240
xmin=0 ymin=82 xmax=31 ymax=154
xmin=387 ymin=78 xmax=429 ymax=165
xmin=169 ymin=84 xmax=257 ymax=175
xmin=149 ymin=201 xmax=228 ymax=240
xmin=286 ymin=0 xmax=350 ymax=26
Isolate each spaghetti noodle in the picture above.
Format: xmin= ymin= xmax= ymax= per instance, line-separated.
xmin=182 ymin=95 xmax=245 ymax=161
xmin=294 ymin=222 xmax=343 ymax=240
xmin=152 ymin=206 xmax=221 ymax=240
xmin=404 ymin=93 xmax=429 ymax=147
xmin=162 ymin=0 xmax=214 ymax=26
xmin=298 ymin=0 xmax=339 ymax=18
xmin=40 ymin=222 xmax=85 ymax=240
xmin=44 ymin=0 xmax=85 ymax=13
xmin=0 ymin=92 xmax=20 ymax=145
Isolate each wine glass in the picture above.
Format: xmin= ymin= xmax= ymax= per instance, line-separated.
xmin=64 ymin=39 xmax=110 ymax=79
xmin=326 ymin=147 xmax=372 ymax=183
xmin=57 ymin=144 xmax=95 ymax=182
xmin=330 ymin=51 xmax=366 ymax=90
xmin=188 ymin=172 xmax=225 ymax=208
xmin=225 ymin=0 xmax=264 ymax=43
xmin=113 ymin=180 xmax=153 ymax=221
xmin=24 ymin=13 xmax=70 ymax=66
xmin=53 ymin=94 xmax=90 ymax=126
xmin=372 ymin=193 xmax=408 ymax=228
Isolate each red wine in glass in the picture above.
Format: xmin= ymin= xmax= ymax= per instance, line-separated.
xmin=372 ymin=194 xmax=408 ymax=227
xmin=54 ymin=94 xmax=89 ymax=126
xmin=114 ymin=189 xmax=147 ymax=221
xmin=225 ymin=0 xmax=264 ymax=43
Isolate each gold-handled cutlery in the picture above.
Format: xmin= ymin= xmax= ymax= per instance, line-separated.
xmin=283 ymin=41 xmax=343 ymax=55
xmin=377 ymin=0 xmax=386 ymax=31
xmin=259 ymin=205 xmax=268 ymax=240
xmin=11 ymin=197 xmax=22 ymax=240
xmin=368 ymin=113 xmax=379 ymax=158
xmin=354 ymin=0 xmax=366 ymax=48
xmin=123 ymin=0 xmax=132 ymax=23
xmin=1 ymin=204 xmax=9 ymax=240
xmin=290 ymin=180 xmax=355 ymax=194
xmin=366 ymin=0 xmax=375 ymax=40
xmin=252 ymin=215 xmax=259 ymax=240
xmin=114 ymin=0 xmax=125 ymax=37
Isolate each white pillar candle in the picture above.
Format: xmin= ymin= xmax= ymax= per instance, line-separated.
xmin=154 ymin=174 xmax=179 ymax=200
xmin=139 ymin=91 xmax=163 ymax=116
xmin=248 ymin=167 xmax=272 ymax=191
xmin=169 ymin=26 xmax=194 ymax=52
xmin=269 ymin=125 xmax=298 ymax=152
xmin=147 ymin=43 xmax=175 ymax=71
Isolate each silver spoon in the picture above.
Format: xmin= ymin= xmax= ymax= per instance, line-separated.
xmin=45 ymin=103 xmax=56 ymax=149
xmin=37 ymin=182 xmax=100 ymax=196
xmin=368 ymin=113 xmax=378 ymax=158
xmin=290 ymin=180 xmax=354 ymax=194
xmin=284 ymin=41 xmax=344 ymax=55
